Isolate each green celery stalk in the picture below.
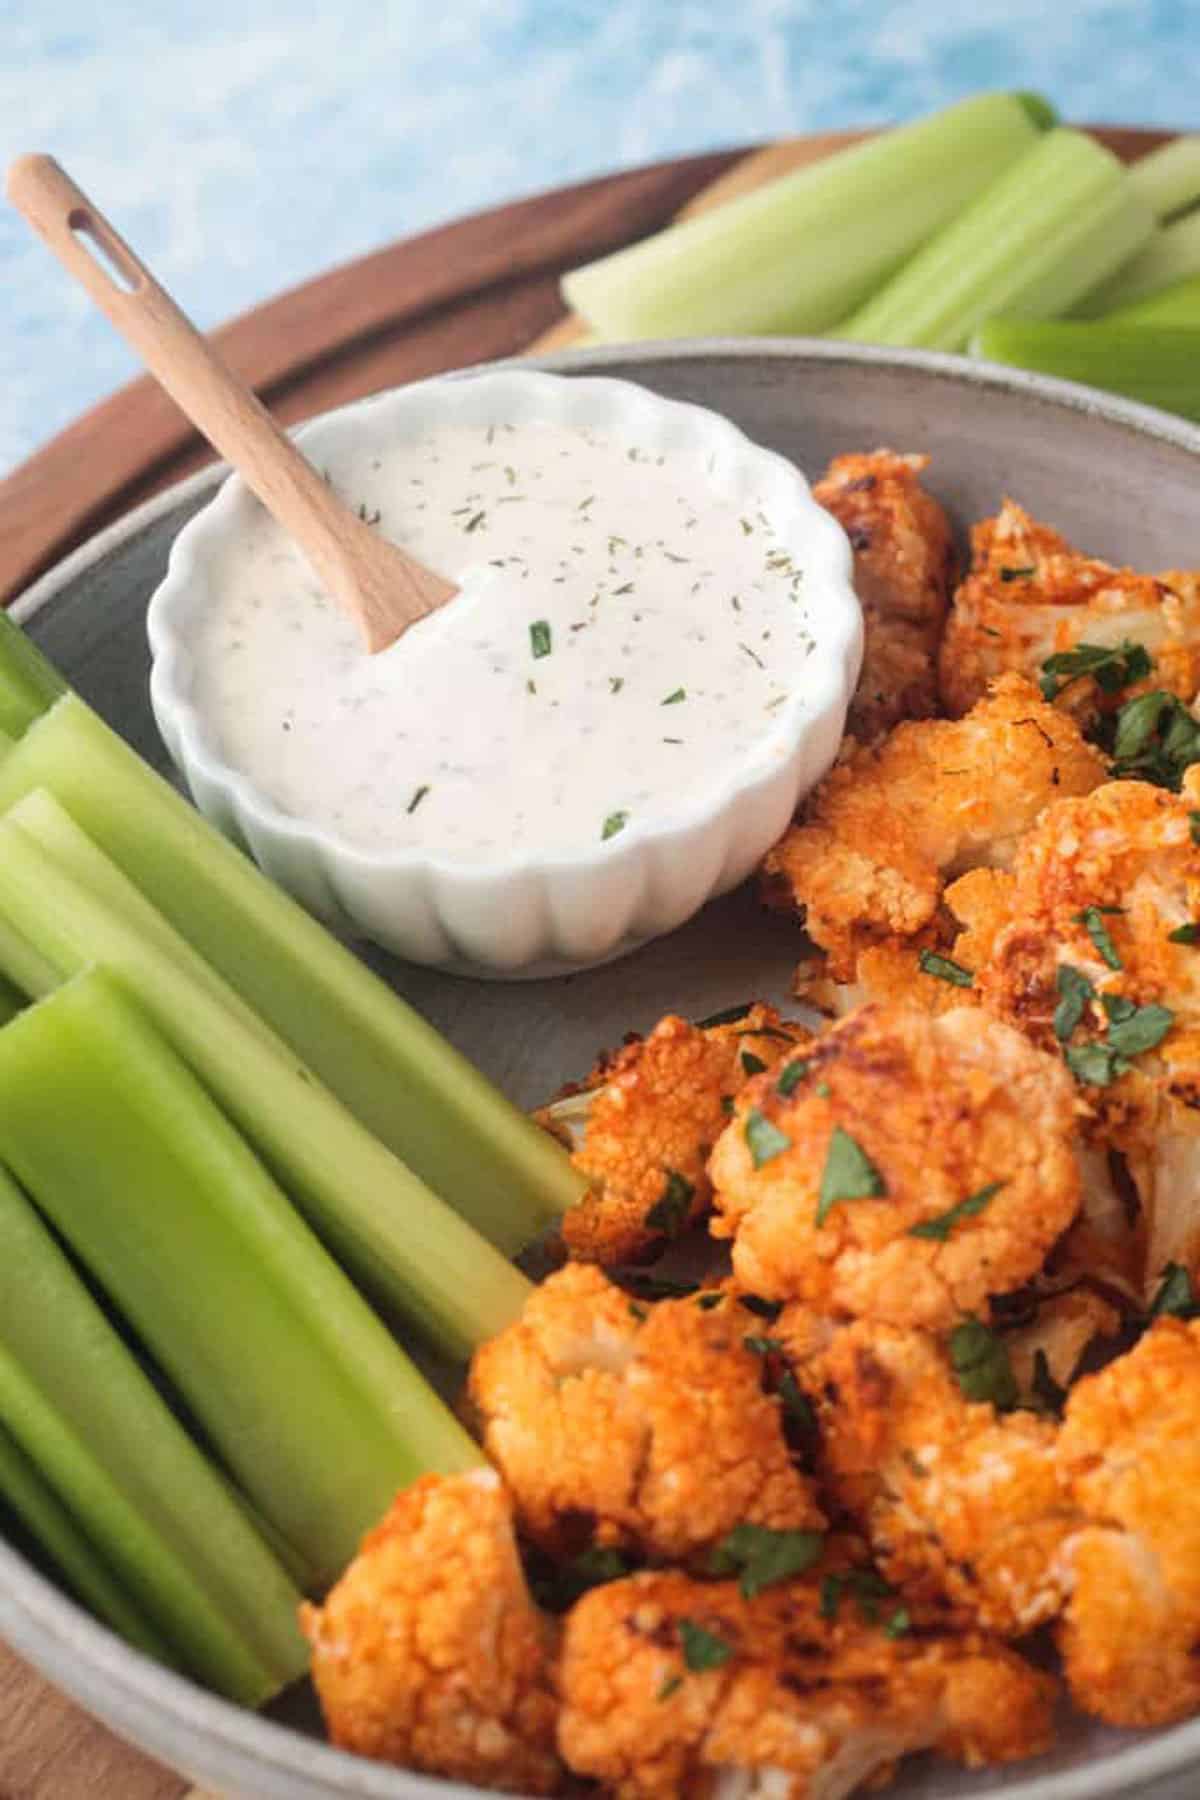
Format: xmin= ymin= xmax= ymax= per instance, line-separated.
xmin=0 ymin=1419 xmax=173 ymax=1664
xmin=0 ymin=975 xmax=21 ymax=1026
xmin=0 ymin=804 xmax=532 ymax=1359
xmin=562 ymin=91 xmax=1052 ymax=340
xmin=0 ymin=690 xmax=584 ymax=1251
xmin=836 ymin=128 xmax=1154 ymax=351
xmin=1126 ymin=136 xmax=1200 ymax=221
xmin=971 ymin=318 xmax=1200 ymax=425
xmin=1076 ymin=209 xmax=1200 ymax=316
xmin=0 ymin=904 xmax=56 ymax=1000
xmin=0 ymin=1162 xmax=305 ymax=1702
xmin=1104 ymin=273 xmax=1200 ymax=326
xmin=0 ymin=613 xmax=65 ymax=741
xmin=0 ymin=969 xmax=483 ymax=1587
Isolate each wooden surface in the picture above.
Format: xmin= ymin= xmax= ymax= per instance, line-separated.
xmin=0 ymin=121 xmax=1173 ymax=1797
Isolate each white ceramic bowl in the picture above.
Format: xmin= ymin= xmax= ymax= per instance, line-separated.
xmin=147 ymin=369 xmax=861 ymax=975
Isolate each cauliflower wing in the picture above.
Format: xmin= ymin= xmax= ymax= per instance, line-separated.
xmin=789 ymin=1318 xmax=1078 ymax=1637
xmin=557 ymin=1568 xmax=1055 ymax=1799
xmin=469 ymin=1263 xmax=822 ymax=1559
xmin=709 ymin=1004 xmax=1082 ymax=1330
xmin=762 ymin=673 xmax=1107 ymax=981
xmin=812 ymin=450 xmax=955 ymax=740
xmin=1056 ymin=1318 xmax=1200 ymax=1727
xmin=974 ymin=771 xmax=1200 ymax=1295
xmin=939 ymin=498 xmax=1200 ymax=718
xmin=540 ymin=1006 xmax=810 ymax=1265
xmin=300 ymin=1469 xmax=560 ymax=1794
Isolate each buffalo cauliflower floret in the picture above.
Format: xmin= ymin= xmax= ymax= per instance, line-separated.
xmin=939 ymin=498 xmax=1200 ymax=718
xmin=789 ymin=1318 xmax=1078 ymax=1637
xmin=300 ymin=1469 xmax=560 ymax=1793
xmin=557 ymin=1568 xmax=1055 ymax=1799
xmin=812 ymin=450 xmax=954 ymax=740
xmin=761 ymin=673 xmax=1107 ymax=980
xmin=469 ymin=1263 xmax=822 ymax=1560
xmin=539 ymin=1006 xmax=810 ymax=1265
xmin=974 ymin=771 xmax=1200 ymax=1296
xmin=1056 ymin=1318 xmax=1200 ymax=1727
xmin=708 ymin=1004 xmax=1082 ymax=1330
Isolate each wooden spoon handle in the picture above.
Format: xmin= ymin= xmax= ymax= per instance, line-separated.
xmin=6 ymin=157 xmax=343 ymax=521
xmin=5 ymin=154 xmax=452 ymax=651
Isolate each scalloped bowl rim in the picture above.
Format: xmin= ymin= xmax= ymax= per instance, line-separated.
xmin=145 ymin=368 xmax=861 ymax=892
xmin=5 ymin=338 xmax=1200 ymax=1799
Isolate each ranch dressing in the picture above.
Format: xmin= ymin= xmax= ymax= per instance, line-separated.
xmin=189 ymin=419 xmax=821 ymax=862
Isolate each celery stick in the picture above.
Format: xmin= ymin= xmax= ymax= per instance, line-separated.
xmin=0 ymin=694 xmax=584 ymax=1250
xmin=0 ymin=1420 xmax=173 ymax=1664
xmin=0 ymin=1163 xmax=305 ymax=1702
xmin=836 ymin=129 xmax=1154 ymax=351
xmin=0 ymin=975 xmax=21 ymax=1025
xmin=0 ymin=612 xmax=65 ymax=741
xmin=0 ymin=970 xmax=483 ymax=1586
xmin=0 ymin=814 xmax=532 ymax=1358
xmin=1126 ymin=136 xmax=1200 ymax=221
xmin=1105 ymin=273 xmax=1200 ymax=326
xmin=0 ymin=905 xmax=57 ymax=1001
xmin=10 ymin=787 xmax=279 ymax=1050
xmin=563 ymin=92 xmax=1051 ymax=340
xmin=1076 ymin=209 xmax=1200 ymax=316
xmin=971 ymin=318 xmax=1200 ymax=425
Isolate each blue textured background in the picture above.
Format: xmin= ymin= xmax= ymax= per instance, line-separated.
xmin=2 ymin=0 xmax=1199 ymax=475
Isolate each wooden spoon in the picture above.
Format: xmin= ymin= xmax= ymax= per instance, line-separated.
xmin=6 ymin=154 xmax=457 ymax=653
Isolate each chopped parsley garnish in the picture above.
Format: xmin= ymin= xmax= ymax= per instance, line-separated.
xmin=1149 ymin=1261 xmax=1200 ymax=1319
xmin=643 ymin=1169 xmax=695 ymax=1238
xmin=999 ymin=564 xmax=1036 ymax=582
xmin=710 ymin=1524 xmax=825 ymax=1598
xmin=1105 ymin=1001 xmax=1174 ymax=1057
xmin=1191 ymin=811 xmax=1200 ymax=844
xmin=1109 ymin=689 xmax=1200 ymax=789
xmin=740 ymin=1050 xmax=768 ymax=1077
xmin=679 ymin=1619 xmax=734 ymax=1672
xmin=601 ymin=810 xmax=629 ymax=841
xmin=819 ymin=1568 xmax=895 ymax=1625
xmin=737 ymin=1293 xmax=783 ymax=1321
xmin=909 ymin=1180 xmax=1004 ymax=1242
xmin=695 ymin=1002 xmax=752 ymax=1028
xmin=1029 ymin=1348 xmax=1067 ymax=1416
xmin=1076 ymin=905 xmax=1123 ymax=970
xmin=1038 ymin=639 xmax=1152 ymax=702
xmin=463 ymin=509 xmax=486 ymax=533
xmin=743 ymin=1334 xmax=784 ymax=1358
xmin=528 ymin=1544 xmax=631 ymax=1612
xmin=661 ymin=687 xmax=686 ymax=705
xmin=884 ymin=1606 xmax=911 ymax=1639
xmin=1054 ymin=965 xmax=1095 ymax=1042
xmin=657 ymin=1674 xmax=683 ymax=1702
xmin=529 ymin=619 xmax=552 ymax=658
xmin=948 ymin=1317 xmax=1018 ymax=1409
xmin=776 ymin=1057 xmax=809 ymax=1097
xmin=744 ymin=1107 xmax=792 ymax=1169
xmin=405 ymin=784 xmax=431 ymax=814
xmin=777 ymin=1369 xmax=818 ymax=1441
xmin=1169 ymin=923 xmax=1200 ymax=944
xmin=1066 ymin=1042 xmax=1131 ymax=1086
xmin=918 ymin=949 xmax=974 ymax=987
xmin=609 ymin=676 xmax=624 ymax=694
xmin=815 ymin=1127 xmax=886 ymax=1227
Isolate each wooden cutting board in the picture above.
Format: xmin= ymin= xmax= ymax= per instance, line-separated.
xmin=0 ymin=122 xmax=1172 ymax=1797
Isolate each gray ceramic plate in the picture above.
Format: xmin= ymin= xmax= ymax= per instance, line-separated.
xmin=4 ymin=342 xmax=1200 ymax=1800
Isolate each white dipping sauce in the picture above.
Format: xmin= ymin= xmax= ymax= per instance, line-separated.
xmin=190 ymin=419 xmax=820 ymax=862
